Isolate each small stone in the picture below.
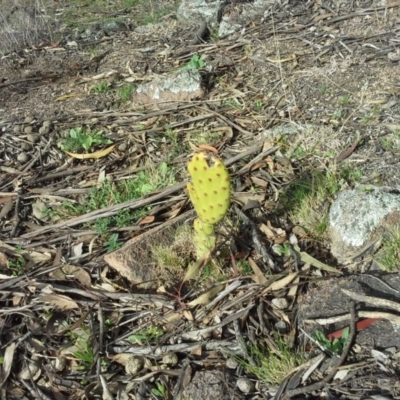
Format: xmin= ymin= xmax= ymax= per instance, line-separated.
xmin=272 ymin=298 xmax=289 ymax=310
xmin=275 ymin=320 xmax=288 ymax=333
xmin=18 ymin=361 xmax=40 ymax=380
xmin=162 ymin=352 xmax=178 ymax=366
xmin=27 ymin=134 xmax=39 ymax=143
xmin=42 ymin=120 xmax=51 ymax=129
xmin=125 ymin=356 xmax=144 ymax=375
xmin=13 ymin=125 xmax=21 ymax=134
xmin=236 ymin=377 xmax=254 ymax=393
xmin=118 ymin=143 xmax=127 ymax=152
xmin=52 ymin=357 xmax=67 ymax=372
xmin=24 ymin=126 xmax=33 ymax=134
xmin=20 ymin=142 xmax=31 ymax=151
xmin=39 ymin=126 xmax=49 ymax=135
xmin=226 ymin=358 xmax=239 ymax=369
xmin=24 ymin=116 xmax=34 ymax=124
xmin=17 ymin=152 xmax=29 ymax=163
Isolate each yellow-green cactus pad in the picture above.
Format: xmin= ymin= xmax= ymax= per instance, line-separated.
xmin=187 ymin=152 xmax=230 ymax=225
xmin=193 ymin=218 xmax=216 ymax=259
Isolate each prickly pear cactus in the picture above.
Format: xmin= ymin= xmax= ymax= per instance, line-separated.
xmin=187 ymin=152 xmax=230 ymax=259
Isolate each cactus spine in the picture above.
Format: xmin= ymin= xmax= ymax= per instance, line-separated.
xmin=187 ymin=152 xmax=230 ymax=259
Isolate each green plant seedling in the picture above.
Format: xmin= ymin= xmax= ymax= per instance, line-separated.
xmin=151 ymin=381 xmax=168 ymax=399
xmin=128 ymin=326 xmax=164 ymax=344
xmin=187 ymin=152 xmax=231 ymax=259
xmin=7 ymin=256 xmax=25 ymax=276
xmin=374 ymin=225 xmax=400 ymax=272
xmin=338 ymin=95 xmax=351 ymax=106
xmin=60 ymin=128 xmax=113 ymax=153
xmin=118 ymin=84 xmax=137 ymax=102
xmin=313 ymin=327 xmax=349 ymax=355
xmin=238 ymin=338 xmax=305 ymax=385
xmin=71 ymin=336 xmax=95 ymax=370
xmin=176 ymin=54 xmax=205 ymax=72
xmin=91 ymin=81 xmax=110 ymax=93
xmin=256 ymin=101 xmax=264 ymax=110
xmin=104 ymin=233 xmax=123 ymax=252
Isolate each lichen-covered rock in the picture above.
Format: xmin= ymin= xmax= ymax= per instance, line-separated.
xmin=329 ymin=187 xmax=400 ymax=263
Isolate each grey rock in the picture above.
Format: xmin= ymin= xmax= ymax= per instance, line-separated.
xmin=177 ymin=0 xmax=220 ymax=26
xmin=329 ymin=188 xmax=400 ymax=262
xmin=24 ymin=126 xmax=33 ymax=134
xmin=182 ymin=370 xmax=230 ymax=400
xmin=118 ymin=143 xmax=127 ymax=152
xmin=27 ymin=134 xmax=39 ymax=143
xmin=42 ymin=120 xmax=52 ymax=129
xmin=162 ymin=352 xmax=178 ymax=366
xmin=20 ymin=142 xmax=31 ymax=151
xmin=17 ymin=152 xmax=29 ymax=163
xmin=236 ymin=377 xmax=254 ymax=393
xmin=102 ymin=20 xmax=127 ymax=33
xmin=13 ymin=125 xmax=21 ymax=134
xmin=226 ymin=357 xmax=239 ymax=369
xmin=39 ymin=126 xmax=49 ymax=135
xmin=24 ymin=116 xmax=34 ymax=124
xmin=133 ymin=69 xmax=203 ymax=107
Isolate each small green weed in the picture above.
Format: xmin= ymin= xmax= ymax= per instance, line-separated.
xmin=239 ymin=338 xmax=304 ymax=385
xmin=191 ymin=130 xmax=220 ymax=146
xmin=7 ymin=246 xmax=25 ymax=276
xmin=381 ymin=131 xmax=400 ymax=152
xmin=104 ymin=233 xmax=123 ymax=252
xmin=91 ymin=81 xmax=110 ymax=94
xmin=128 ymin=326 xmax=164 ymax=344
xmin=313 ymin=328 xmax=349 ymax=355
xmin=273 ymin=243 xmax=291 ymax=256
xmin=124 ymin=0 xmax=138 ymax=6
xmin=361 ymin=105 xmax=380 ymax=123
xmin=237 ymin=260 xmax=253 ymax=275
xmin=57 ymin=162 xmax=175 ymax=238
xmin=60 ymin=128 xmax=113 ymax=153
xmin=163 ymin=127 xmax=189 ymax=158
xmin=71 ymin=336 xmax=95 ymax=370
xmin=176 ymin=54 xmax=205 ymax=72
xmin=318 ymin=83 xmax=329 ymax=95
xmin=338 ymin=95 xmax=351 ymax=106
xmin=283 ymin=171 xmax=342 ymax=240
xmin=223 ymin=98 xmax=244 ymax=110
xmin=374 ymin=225 xmax=400 ymax=272
xmin=151 ymin=382 xmax=168 ymax=399
xmin=255 ymin=101 xmax=264 ymax=110
xmin=118 ymin=84 xmax=137 ymax=102
xmin=331 ymin=108 xmax=344 ymax=121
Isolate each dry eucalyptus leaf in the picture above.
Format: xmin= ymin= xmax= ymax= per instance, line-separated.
xmin=51 ymin=264 xmax=91 ymax=287
xmin=100 ymin=374 xmax=115 ymax=400
xmin=184 ymin=257 xmax=206 ymax=282
xmin=0 ymin=199 xmax=14 ymax=219
xmin=248 ymin=257 xmax=267 ymax=284
xmin=188 ymin=285 xmax=224 ymax=307
xmin=264 ymin=272 xmax=298 ymax=293
xmin=64 ymin=144 xmax=116 ymax=159
xmin=40 ymin=294 xmax=79 ymax=310
xmin=0 ymin=342 xmax=16 ymax=387
xmin=0 ymin=252 xmax=8 ymax=268
xmin=71 ymin=242 xmax=83 ymax=258
xmin=109 ymin=353 xmax=135 ymax=366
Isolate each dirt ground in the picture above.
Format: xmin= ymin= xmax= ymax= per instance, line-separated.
xmin=1 ymin=0 xmax=400 ymax=399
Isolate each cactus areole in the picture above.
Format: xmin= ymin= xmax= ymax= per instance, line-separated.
xmin=187 ymin=152 xmax=231 ymax=259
